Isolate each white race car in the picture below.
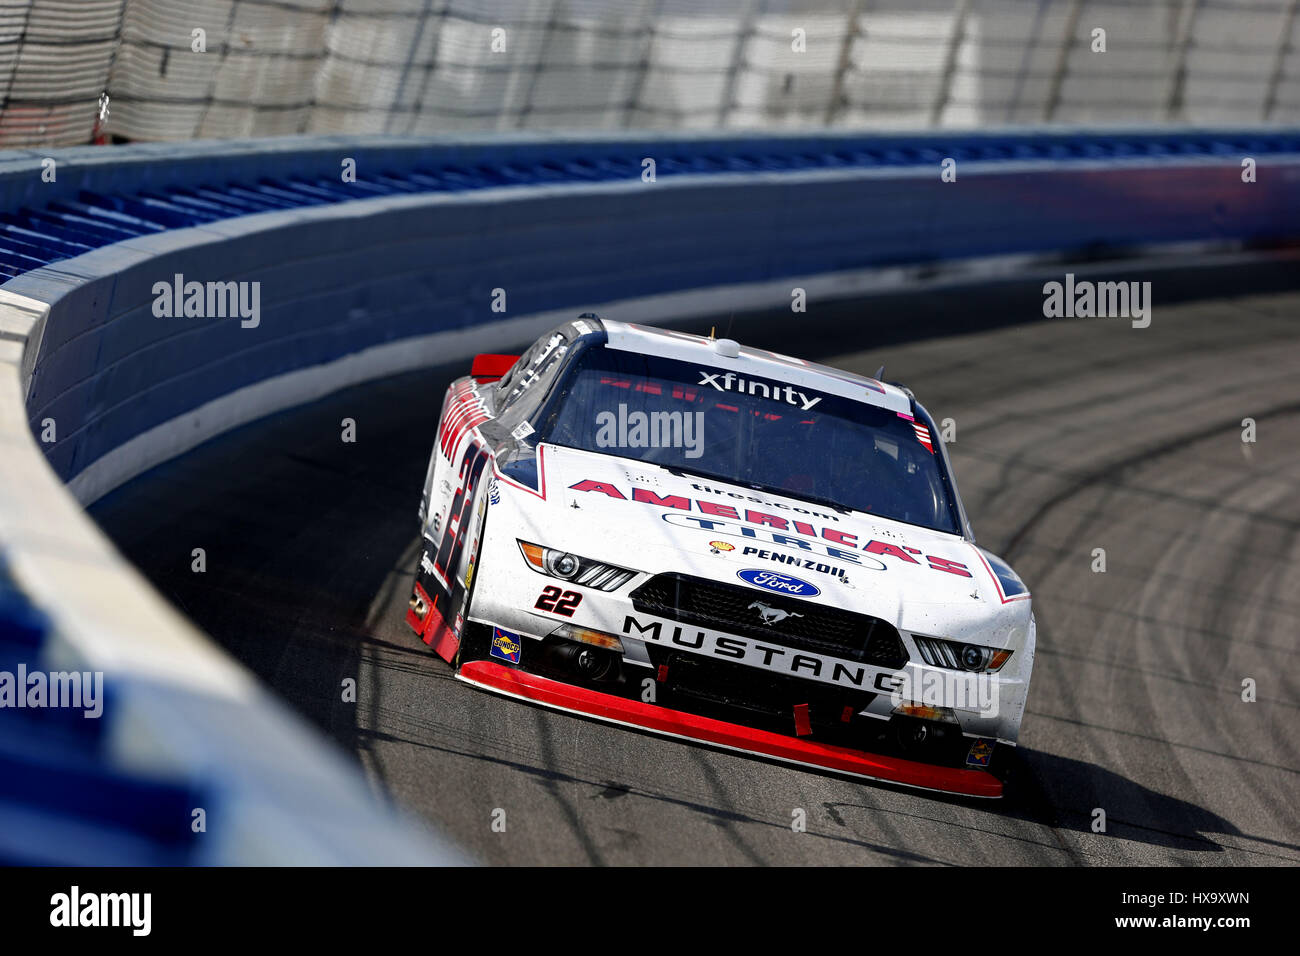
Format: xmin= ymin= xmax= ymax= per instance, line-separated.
xmin=407 ymin=316 xmax=1034 ymax=797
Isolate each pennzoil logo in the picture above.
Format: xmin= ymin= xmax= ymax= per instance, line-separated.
xmin=708 ymin=540 xmax=735 ymax=553
xmin=490 ymin=627 xmax=522 ymax=663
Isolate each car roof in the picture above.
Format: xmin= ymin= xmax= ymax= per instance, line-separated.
xmin=600 ymin=319 xmax=913 ymax=416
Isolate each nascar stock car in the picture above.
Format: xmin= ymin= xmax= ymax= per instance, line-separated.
xmin=406 ymin=315 xmax=1034 ymax=797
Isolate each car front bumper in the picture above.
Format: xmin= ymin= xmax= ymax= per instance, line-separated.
xmin=458 ymin=658 xmax=1004 ymax=798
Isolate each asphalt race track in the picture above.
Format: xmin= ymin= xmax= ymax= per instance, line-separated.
xmin=91 ymin=260 xmax=1300 ymax=865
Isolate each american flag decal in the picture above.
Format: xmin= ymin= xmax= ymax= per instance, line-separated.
xmin=912 ymin=420 xmax=934 ymax=453
xmin=438 ymin=382 xmax=490 ymax=458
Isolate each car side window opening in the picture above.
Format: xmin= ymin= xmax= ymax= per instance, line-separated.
xmin=496 ymin=328 xmax=571 ymax=414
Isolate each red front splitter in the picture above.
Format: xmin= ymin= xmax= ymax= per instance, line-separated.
xmin=458 ymin=661 xmax=1003 ymax=799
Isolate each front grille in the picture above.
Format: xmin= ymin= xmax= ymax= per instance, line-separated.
xmin=658 ymin=651 xmax=876 ymax=728
xmin=630 ymin=572 xmax=908 ymax=668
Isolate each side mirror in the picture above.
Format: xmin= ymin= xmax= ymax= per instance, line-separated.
xmin=470 ymin=353 xmax=519 ymax=383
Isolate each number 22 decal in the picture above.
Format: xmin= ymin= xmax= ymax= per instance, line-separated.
xmin=535 ymin=586 xmax=582 ymax=616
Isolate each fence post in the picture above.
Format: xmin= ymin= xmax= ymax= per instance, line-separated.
xmin=195 ymin=2 xmax=243 ymax=138
xmin=388 ymin=0 xmax=436 ymax=135
xmin=1005 ymin=0 xmax=1051 ymax=122
xmin=0 ymin=0 xmax=36 ymax=117
xmin=1043 ymin=0 xmax=1083 ymax=121
xmin=301 ymin=0 xmax=345 ymax=134
xmin=930 ymin=0 xmax=972 ymax=126
xmin=1164 ymin=0 xmax=1201 ymax=121
xmin=517 ymin=0 xmax=561 ymax=129
xmin=1262 ymin=0 xmax=1299 ymax=120
xmin=406 ymin=1 xmax=450 ymax=134
xmin=625 ymin=0 xmax=664 ymax=128
xmin=717 ymin=0 xmax=760 ymax=128
xmin=825 ymin=0 xmax=865 ymax=127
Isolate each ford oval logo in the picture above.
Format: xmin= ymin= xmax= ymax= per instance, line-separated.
xmin=737 ymin=568 xmax=820 ymax=597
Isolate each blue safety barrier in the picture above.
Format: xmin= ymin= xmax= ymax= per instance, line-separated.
xmin=3 ymin=128 xmax=1299 ymax=280
xmin=3 ymin=130 xmax=1298 ymax=487
xmin=1 ymin=560 xmax=205 ymax=865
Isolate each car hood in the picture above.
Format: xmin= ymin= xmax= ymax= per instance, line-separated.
xmin=502 ymin=444 xmax=1028 ymax=644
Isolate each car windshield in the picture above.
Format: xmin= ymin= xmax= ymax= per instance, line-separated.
xmin=536 ymin=343 xmax=961 ymax=534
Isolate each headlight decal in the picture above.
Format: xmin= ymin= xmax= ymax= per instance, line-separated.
xmin=517 ymin=540 xmax=636 ymax=592
xmin=913 ymin=634 xmax=1012 ymax=673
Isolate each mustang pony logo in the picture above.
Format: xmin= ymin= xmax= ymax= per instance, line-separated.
xmin=748 ymin=601 xmax=803 ymax=625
